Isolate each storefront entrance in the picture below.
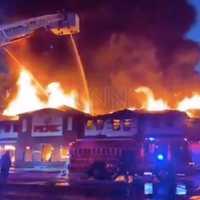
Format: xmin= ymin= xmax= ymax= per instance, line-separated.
xmin=0 ymin=144 xmax=16 ymax=163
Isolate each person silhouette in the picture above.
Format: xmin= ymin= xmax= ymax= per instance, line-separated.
xmin=0 ymin=151 xmax=11 ymax=184
xmin=154 ymin=160 xmax=176 ymax=200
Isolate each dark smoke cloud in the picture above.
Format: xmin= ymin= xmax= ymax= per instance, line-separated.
xmin=0 ymin=0 xmax=200 ymax=114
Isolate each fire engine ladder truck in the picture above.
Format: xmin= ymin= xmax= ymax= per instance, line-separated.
xmin=0 ymin=12 xmax=79 ymax=47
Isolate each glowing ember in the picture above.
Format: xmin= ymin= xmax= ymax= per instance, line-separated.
xmin=47 ymin=82 xmax=77 ymax=109
xmin=3 ymin=69 xmax=89 ymax=116
xmin=135 ymin=86 xmax=169 ymax=111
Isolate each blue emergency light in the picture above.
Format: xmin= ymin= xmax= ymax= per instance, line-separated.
xmin=149 ymin=137 xmax=155 ymax=142
xmin=157 ymin=154 xmax=164 ymax=161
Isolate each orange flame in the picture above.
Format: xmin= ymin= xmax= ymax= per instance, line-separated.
xmin=5 ymin=68 xmax=200 ymax=118
xmin=134 ymin=87 xmax=200 ymax=117
xmin=3 ymin=69 xmax=45 ymax=115
xmin=83 ymin=101 xmax=91 ymax=114
xmin=3 ymin=69 xmax=89 ymax=116
xmin=177 ymin=94 xmax=200 ymax=111
xmin=177 ymin=94 xmax=200 ymax=117
xmin=47 ymin=82 xmax=77 ymax=109
xmin=135 ymin=86 xmax=169 ymax=111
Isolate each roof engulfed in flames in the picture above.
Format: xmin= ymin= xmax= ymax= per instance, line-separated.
xmin=133 ymin=86 xmax=200 ymax=118
xmin=3 ymin=68 xmax=90 ymax=116
xmin=3 ymin=68 xmax=200 ymax=118
xmin=135 ymin=86 xmax=169 ymax=111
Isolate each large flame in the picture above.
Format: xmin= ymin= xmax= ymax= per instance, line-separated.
xmin=4 ymin=68 xmax=200 ymax=118
xmin=135 ymin=86 xmax=169 ymax=111
xmin=177 ymin=94 xmax=200 ymax=117
xmin=47 ymin=82 xmax=77 ymax=109
xmin=177 ymin=94 xmax=200 ymax=111
xmin=134 ymin=87 xmax=200 ymax=117
xmin=3 ymin=69 xmax=85 ymax=116
xmin=3 ymin=69 xmax=45 ymax=116
xmin=83 ymin=101 xmax=91 ymax=114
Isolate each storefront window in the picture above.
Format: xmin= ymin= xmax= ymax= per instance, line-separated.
xmin=32 ymin=150 xmax=41 ymax=162
xmin=86 ymin=120 xmax=94 ymax=129
xmin=42 ymin=144 xmax=54 ymax=162
xmin=113 ymin=119 xmax=121 ymax=130
xmin=96 ymin=119 xmax=104 ymax=130
xmin=60 ymin=146 xmax=69 ymax=161
xmin=123 ymin=119 xmax=132 ymax=131
xmin=24 ymin=146 xmax=32 ymax=162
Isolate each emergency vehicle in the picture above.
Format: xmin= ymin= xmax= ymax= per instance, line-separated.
xmin=69 ymin=136 xmax=191 ymax=178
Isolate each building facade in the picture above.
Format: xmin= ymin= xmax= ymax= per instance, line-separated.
xmin=85 ymin=109 xmax=188 ymax=138
xmin=85 ymin=110 xmax=139 ymax=138
xmin=0 ymin=107 xmax=195 ymax=170
xmin=138 ymin=110 xmax=188 ymax=137
xmin=0 ymin=116 xmax=20 ymax=163
xmin=84 ymin=109 xmax=190 ymax=171
xmin=15 ymin=107 xmax=86 ymax=167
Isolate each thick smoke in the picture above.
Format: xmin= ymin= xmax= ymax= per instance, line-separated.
xmin=0 ymin=0 xmax=200 ymax=114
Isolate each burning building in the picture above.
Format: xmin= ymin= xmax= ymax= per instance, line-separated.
xmin=85 ymin=109 xmax=188 ymax=138
xmin=85 ymin=110 xmax=138 ymax=138
xmin=0 ymin=104 xmax=198 ymax=172
xmin=15 ymin=107 xmax=87 ymax=168
xmin=0 ymin=106 xmax=88 ymax=168
xmin=0 ymin=0 xmax=200 ymax=172
xmin=69 ymin=109 xmax=191 ymax=175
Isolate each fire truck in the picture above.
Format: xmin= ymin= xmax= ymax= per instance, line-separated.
xmin=69 ymin=137 xmax=140 ymax=179
xmin=69 ymin=136 xmax=192 ymax=179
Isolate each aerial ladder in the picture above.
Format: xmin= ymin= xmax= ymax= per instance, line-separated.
xmin=0 ymin=12 xmax=79 ymax=47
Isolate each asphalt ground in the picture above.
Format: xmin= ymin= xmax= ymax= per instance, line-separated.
xmin=0 ymin=170 xmax=200 ymax=200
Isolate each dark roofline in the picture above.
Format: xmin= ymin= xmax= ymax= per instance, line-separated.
xmin=88 ymin=109 xmax=188 ymax=120
xmin=136 ymin=109 xmax=187 ymax=117
xmin=19 ymin=106 xmax=91 ymax=117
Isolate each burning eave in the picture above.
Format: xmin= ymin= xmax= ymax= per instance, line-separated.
xmin=0 ymin=114 xmax=19 ymax=122
xmin=18 ymin=105 xmax=91 ymax=118
xmin=85 ymin=109 xmax=190 ymax=122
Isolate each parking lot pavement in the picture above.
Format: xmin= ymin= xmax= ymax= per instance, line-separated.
xmin=1 ymin=170 xmax=200 ymax=200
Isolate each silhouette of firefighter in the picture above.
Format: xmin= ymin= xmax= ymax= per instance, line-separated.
xmin=87 ymin=161 xmax=111 ymax=180
xmin=119 ymin=150 xmax=136 ymax=175
xmin=114 ymin=150 xmax=136 ymax=183
xmin=0 ymin=151 xmax=11 ymax=184
xmin=154 ymin=160 xmax=176 ymax=200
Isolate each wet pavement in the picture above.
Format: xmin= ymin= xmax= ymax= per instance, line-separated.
xmin=0 ymin=171 xmax=200 ymax=199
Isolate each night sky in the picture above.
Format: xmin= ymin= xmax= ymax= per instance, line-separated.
xmin=187 ymin=0 xmax=200 ymax=42
xmin=0 ymin=0 xmax=200 ymax=113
